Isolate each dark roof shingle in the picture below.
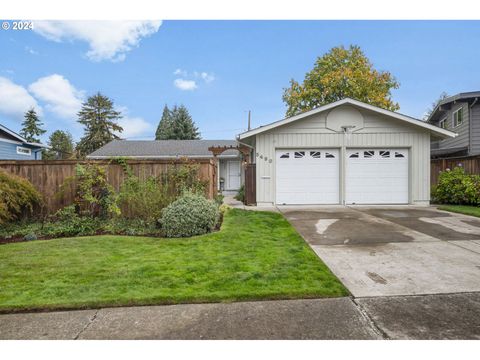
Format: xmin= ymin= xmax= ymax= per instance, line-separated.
xmin=87 ymin=140 xmax=240 ymax=158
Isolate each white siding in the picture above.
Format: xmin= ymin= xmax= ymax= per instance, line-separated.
xmin=254 ymin=107 xmax=431 ymax=205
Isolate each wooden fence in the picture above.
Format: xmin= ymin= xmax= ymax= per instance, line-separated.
xmin=0 ymin=159 xmax=217 ymax=214
xmin=431 ymin=155 xmax=480 ymax=185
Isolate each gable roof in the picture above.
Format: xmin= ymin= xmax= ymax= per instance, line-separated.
xmin=0 ymin=123 xmax=48 ymax=148
xmin=238 ymin=98 xmax=456 ymax=140
xmin=427 ymin=91 xmax=480 ymax=123
xmin=87 ymin=140 xmax=240 ymax=159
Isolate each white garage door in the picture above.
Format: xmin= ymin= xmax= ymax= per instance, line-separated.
xmin=276 ymin=149 xmax=339 ymax=205
xmin=346 ymin=149 xmax=408 ymax=204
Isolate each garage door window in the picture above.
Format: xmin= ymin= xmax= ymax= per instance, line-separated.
xmin=279 ymin=152 xmax=290 ymax=159
xmin=364 ymin=150 xmax=374 ymax=158
xmin=349 ymin=152 xmax=359 ymax=158
xmin=310 ymin=151 xmax=321 ymax=158
xmin=294 ymin=151 xmax=305 ymax=158
xmin=379 ymin=150 xmax=390 ymax=158
xmin=394 ymin=152 xmax=405 ymax=158
xmin=325 ymin=152 xmax=335 ymax=158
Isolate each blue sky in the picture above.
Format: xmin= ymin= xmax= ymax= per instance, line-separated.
xmin=1 ymin=20 xmax=479 ymax=142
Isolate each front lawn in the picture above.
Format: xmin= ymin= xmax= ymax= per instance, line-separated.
xmin=437 ymin=205 xmax=480 ymax=218
xmin=0 ymin=209 xmax=348 ymax=312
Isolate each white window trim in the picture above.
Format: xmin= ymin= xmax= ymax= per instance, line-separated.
xmin=16 ymin=146 xmax=31 ymax=156
xmin=453 ymin=108 xmax=464 ymax=128
xmin=439 ymin=117 xmax=447 ymax=129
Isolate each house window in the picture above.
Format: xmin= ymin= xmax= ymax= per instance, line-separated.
xmin=310 ymin=151 xmax=321 ymax=158
xmin=16 ymin=146 xmax=31 ymax=156
xmin=379 ymin=150 xmax=390 ymax=158
xmin=363 ymin=150 xmax=375 ymax=158
xmin=294 ymin=151 xmax=305 ymax=158
xmin=279 ymin=152 xmax=290 ymax=159
xmin=453 ymin=108 xmax=463 ymax=127
xmin=325 ymin=152 xmax=335 ymax=158
xmin=349 ymin=152 xmax=359 ymax=158
xmin=439 ymin=118 xmax=447 ymax=129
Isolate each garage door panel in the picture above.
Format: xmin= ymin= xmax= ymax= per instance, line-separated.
xmin=346 ymin=148 xmax=408 ymax=205
xmin=276 ymin=149 xmax=339 ymax=205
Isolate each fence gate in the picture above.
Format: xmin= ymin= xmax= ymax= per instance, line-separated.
xmin=244 ymin=164 xmax=256 ymax=205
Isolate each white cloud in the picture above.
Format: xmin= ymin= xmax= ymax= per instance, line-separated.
xmin=173 ymin=68 xmax=187 ymax=77
xmin=33 ymin=20 xmax=162 ymax=62
xmin=118 ymin=116 xmax=153 ymax=138
xmin=29 ymin=74 xmax=84 ymax=119
xmin=0 ymin=77 xmax=42 ymax=119
xmin=115 ymin=106 xmax=152 ymax=138
xmin=193 ymin=71 xmax=215 ymax=83
xmin=174 ymin=78 xmax=198 ymax=91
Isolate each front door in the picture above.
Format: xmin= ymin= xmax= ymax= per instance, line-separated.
xmin=227 ymin=161 xmax=241 ymax=190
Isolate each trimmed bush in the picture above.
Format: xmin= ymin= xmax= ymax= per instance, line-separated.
xmin=432 ymin=166 xmax=480 ymax=205
xmin=0 ymin=170 xmax=42 ymax=224
xmin=160 ymin=193 xmax=219 ymax=238
xmin=234 ymin=184 xmax=245 ymax=203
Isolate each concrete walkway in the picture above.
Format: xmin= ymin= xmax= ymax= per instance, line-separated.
xmin=0 ymin=298 xmax=380 ymax=340
xmin=1 ymin=293 xmax=479 ymax=339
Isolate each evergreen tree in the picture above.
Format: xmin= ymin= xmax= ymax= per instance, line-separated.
xmin=155 ymin=105 xmax=173 ymax=140
xmin=20 ymin=108 xmax=46 ymax=143
xmin=43 ymin=130 xmax=75 ymax=160
xmin=76 ymin=92 xmax=123 ymax=156
xmin=169 ymin=105 xmax=201 ymax=140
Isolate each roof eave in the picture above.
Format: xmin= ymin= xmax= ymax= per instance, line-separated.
xmin=238 ymin=98 xmax=457 ymax=140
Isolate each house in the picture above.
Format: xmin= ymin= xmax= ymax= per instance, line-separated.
xmin=426 ymin=91 xmax=480 ymax=158
xmin=237 ymin=98 xmax=455 ymax=206
xmin=0 ymin=124 xmax=48 ymax=160
xmin=87 ymin=139 xmax=244 ymax=193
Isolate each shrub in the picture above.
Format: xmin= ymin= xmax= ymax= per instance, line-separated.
xmin=117 ymin=175 xmax=170 ymax=221
xmin=161 ymin=159 xmax=209 ymax=198
xmin=116 ymin=160 xmax=209 ymax=221
xmin=23 ymin=233 xmax=37 ymax=241
xmin=432 ymin=166 xmax=480 ymax=205
xmin=43 ymin=205 xmax=101 ymax=237
xmin=214 ymin=194 xmax=224 ymax=206
xmin=0 ymin=170 xmax=42 ymax=224
xmin=234 ymin=184 xmax=245 ymax=203
xmin=60 ymin=163 xmax=119 ymax=218
xmin=160 ymin=193 xmax=219 ymax=238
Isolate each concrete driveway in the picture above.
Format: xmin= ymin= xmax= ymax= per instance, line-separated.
xmin=279 ymin=206 xmax=480 ymax=297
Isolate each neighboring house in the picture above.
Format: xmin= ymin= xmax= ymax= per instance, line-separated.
xmin=0 ymin=124 xmax=47 ymax=160
xmin=426 ymin=91 xmax=480 ymax=158
xmin=237 ymin=98 xmax=455 ymax=206
xmin=87 ymin=139 xmax=244 ymax=193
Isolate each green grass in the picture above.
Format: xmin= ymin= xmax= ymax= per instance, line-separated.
xmin=438 ymin=204 xmax=480 ymax=218
xmin=0 ymin=209 xmax=348 ymax=312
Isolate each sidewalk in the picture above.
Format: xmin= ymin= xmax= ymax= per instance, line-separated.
xmin=0 ymin=298 xmax=379 ymax=340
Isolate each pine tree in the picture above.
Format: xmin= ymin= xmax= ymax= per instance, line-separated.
xmin=169 ymin=105 xmax=201 ymax=140
xmin=20 ymin=108 xmax=46 ymax=143
xmin=155 ymin=105 xmax=173 ymax=140
xmin=76 ymin=93 xmax=123 ymax=156
xmin=43 ymin=130 xmax=75 ymax=160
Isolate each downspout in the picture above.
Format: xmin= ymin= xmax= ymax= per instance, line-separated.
xmin=469 ymin=98 xmax=478 ymax=155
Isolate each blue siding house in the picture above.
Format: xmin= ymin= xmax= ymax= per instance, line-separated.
xmin=0 ymin=124 xmax=48 ymax=160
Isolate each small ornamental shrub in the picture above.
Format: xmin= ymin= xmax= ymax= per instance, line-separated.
xmin=43 ymin=205 xmax=101 ymax=237
xmin=23 ymin=233 xmax=37 ymax=241
xmin=234 ymin=184 xmax=245 ymax=203
xmin=432 ymin=166 xmax=480 ymax=205
xmin=0 ymin=170 xmax=42 ymax=224
xmin=160 ymin=193 xmax=219 ymax=238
